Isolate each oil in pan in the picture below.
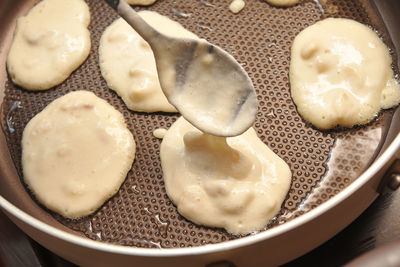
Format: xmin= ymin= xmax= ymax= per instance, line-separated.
xmin=0 ymin=0 xmax=398 ymax=248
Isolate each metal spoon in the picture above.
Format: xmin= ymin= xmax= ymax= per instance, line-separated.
xmin=104 ymin=0 xmax=258 ymax=137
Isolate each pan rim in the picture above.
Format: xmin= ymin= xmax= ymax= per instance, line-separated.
xmin=1 ymin=132 xmax=399 ymax=257
xmin=0 ymin=0 xmax=399 ymax=260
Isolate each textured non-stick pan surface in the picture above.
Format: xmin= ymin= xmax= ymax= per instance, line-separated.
xmin=0 ymin=0 xmax=398 ymax=248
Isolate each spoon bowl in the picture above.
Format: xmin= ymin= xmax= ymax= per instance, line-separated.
xmin=106 ymin=0 xmax=258 ymax=136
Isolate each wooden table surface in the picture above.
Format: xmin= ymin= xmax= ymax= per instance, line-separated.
xmin=1 ymin=186 xmax=399 ymax=267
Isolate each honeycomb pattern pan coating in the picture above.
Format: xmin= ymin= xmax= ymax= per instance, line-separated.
xmin=0 ymin=0 xmax=398 ymax=248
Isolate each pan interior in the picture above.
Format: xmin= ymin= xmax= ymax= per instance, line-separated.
xmin=0 ymin=0 xmax=398 ymax=248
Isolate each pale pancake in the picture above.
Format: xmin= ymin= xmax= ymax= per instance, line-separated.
xmin=160 ymin=117 xmax=291 ymax=234
xmin=99 ymin=11 xmax=198 ymax=113
xmin=290 ymin=18 xmax=400 ymax=129
xmin=6 ymin=0 xmax=91 ymax=90
xmin=22 ymin=91 xmax=136 ymax=218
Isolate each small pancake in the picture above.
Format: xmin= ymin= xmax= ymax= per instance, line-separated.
xmin=6 ymin=0 xmax=91 ymax=90
xmin=99 ymin=11 xmax=198 ymax=113
xmin=160 ymin=117 xmax=291 ymax=234
xmin=290 ymin=18 xmax=400 ymax=129
xmin=22 ymin=91 xmax=136 ymax=218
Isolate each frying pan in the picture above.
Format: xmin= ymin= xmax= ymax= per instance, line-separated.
xmin=0 ymin=0 xmax=400 ymax=266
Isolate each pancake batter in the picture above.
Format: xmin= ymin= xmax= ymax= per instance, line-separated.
xmin=7 ymin=0 xmax=91 ymax=90
xmin=22 ymin=91 xmax=136 ymax=218
xmin=290 ymin=18 xmax=400 ymax=129
xmin=265 ymin=0 xmax=300 ymax=7
xmin=126 ymin=0 xmax=157 ymax=5
xmin=99 ymin=11 xmax=198 ymax=113
xmin=229 ymin=0 xmax=245 ymax=13
xmin=160 ymin=117 xmax=291 ymax=234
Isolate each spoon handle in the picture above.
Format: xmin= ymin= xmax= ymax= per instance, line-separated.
xmin=103 ymin=0 xmax=161 ymax=47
